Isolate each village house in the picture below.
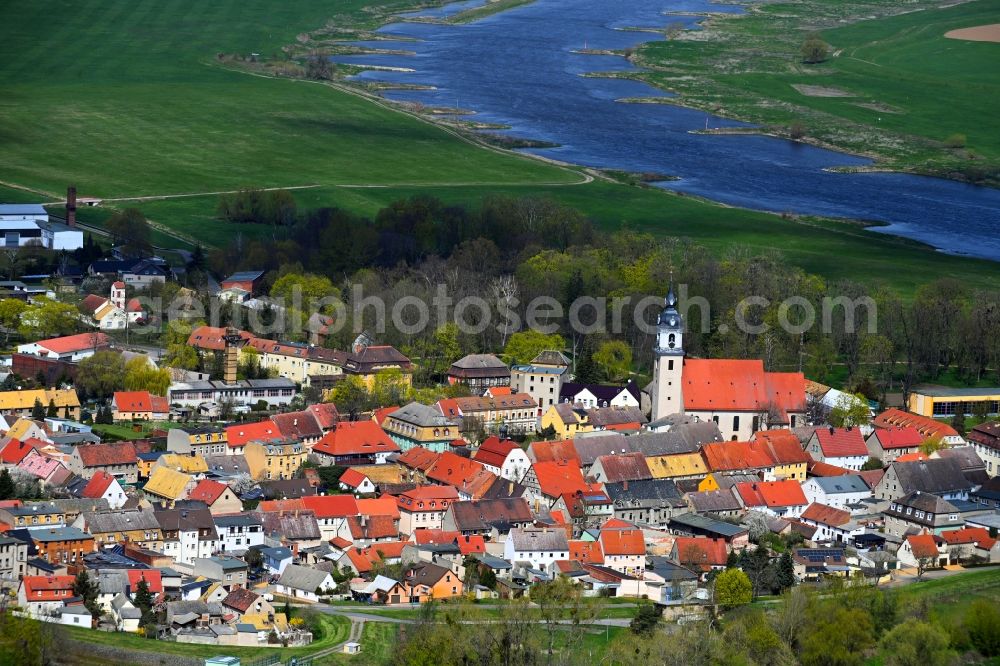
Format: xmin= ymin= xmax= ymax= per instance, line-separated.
xmin=540 ymin=403 xmax=594 ymax=439
xmin=244 ymin=440 xmax=307 ymax=481
xmin=897 ymin=533 xmax=947 ymax=569
xmin=67 ymin=442 xmax=138 ymax=482
xmin=312 ymin=421 xmax=399 ymax=466
xmin=143 ymin=466 xmax=194 ymax=504
xmin=734 ymin=480 xmax=808 ymax=518
xmin=339 ymin=468 xmax=378 ymax=495
xmin=111 ymin=390 xmax=170 ymax=422
xmin=17 ymin=333 xmax=109 ymax=363
xmin=966 ymin=421 xmax=1000 ymax=476
xmin=74 ymin=509 xmax=162 ymax=550
xmin=446 ymin=354 xmax=511 ymax=393
xmin=0 ymin=536 xmax=28 ymax=581
xmin=599 ymin=528 xmax=645 ymax=576
xmin=79 ymin=282 xmax=145 ymax=330
xmin=221 ymin=587 xmax=274 ymax=623
xmin=799 ymin=503 xmax=864 ymax=544
xmin=397 ymin=486 xmax=460 ymax=535
xmin=866 ymin=426 xmax=925 ymax=464
xmin=510 ymin=350 xmax=571 ymax=417
xmin=17 ymin=575 xmax=76 ymax=618
xmin=76 ymin=471 xmax=127 ymax=510
xmin=589 ymin=452 xmax=652 ymax=484
xmin=0 ymin=502 xmax=66 ymax=531
xmin=685 ymin=488 xmax=744 ymax=519
xmin=884 ymin=491 xmax=964 ymax=538
xmin=30 ymin=526 xmax=95 ymax=566
xmin=192 ymin=556 xmax=248 ymax=588
xmin=670 ymin=537 xmax=728 ymax=575
xmin=801 ymin=475 xmax=871 ymax=511
xmin=752 ymin=430 xmax=811 ymax=481
xmin=559 ymin=381 xmax=641 ymax=409
xmin=188 ymin=479 xmax=243 ymax=515
xmin=874 ymin=458 xmax=973 ymax=501
xmin=645 ymin=451 xmax=709 ymax=481
xmin=167 ymin=426 xmax=228 ymax=457
xmin=504 ymin=527 xmax=569 ymax=573
xmin=874 ymin=408 xmax=964 ymax=445
xmin=213 ymin=513 xmax=264 ymax=554
xmin=437 ymin=393 xmax=539 ymax=436
xmin=806 ymin=426 xmax=869 ymax=471
xmin=155 ymin=507 xmax=219 ymax=564
xmin=0 ymin=388 xmax=82 ymax=420
xmin=275 ymin=564 xmax=335 ymax=602
xmin=382 ymin=402 xmax=459 ymax=453
xmin=441 ymin=497 xmax=534 ymax=537
xmin=425 ymin=451 xmax=498 ymax=501
xmin=297 ymin=495 xmax=359 ymax=541
xmin=403 ymin=561 xmax=464 ymax=602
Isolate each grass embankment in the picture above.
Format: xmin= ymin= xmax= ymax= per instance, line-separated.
xmin=895 ymin=567 xmax=1000 ymax=621
xmin=60 ymin=613 xmax=351 ymax=662
xmin=1 ymin=2 xmax=999 ymax=296
xmin=446 ymin=0 xmax=537 ymax=24
xmin=632 ymin=0 xmax=1000 ymax=185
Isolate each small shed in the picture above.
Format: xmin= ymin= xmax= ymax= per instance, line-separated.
xmin=204 ymin=657 xmax=240 ymax=666
xmin=343 ymin=641 xmax=362 ymax=654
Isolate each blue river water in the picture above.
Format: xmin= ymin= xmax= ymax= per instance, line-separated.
xmin=333 ymin=0 xmax=1000 ymax=260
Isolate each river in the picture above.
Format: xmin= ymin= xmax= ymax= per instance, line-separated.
xmin=332 ymin=0 xmax=1000 ymax=261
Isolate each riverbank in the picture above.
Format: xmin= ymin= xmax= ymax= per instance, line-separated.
xmin=627 ymin=0 xmax=999 ymax=187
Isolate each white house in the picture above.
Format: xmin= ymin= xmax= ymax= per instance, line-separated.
xmin=16 ymin=575 xmax=75 ymax=619
xmin=472 ymin=437 xmax=532 ymax=482
xmin=559 ymin=382 xmax=641 ymax=409
xmin=503 ymin=527 xmax=568 ymax=572
xmin=213 ymin=513 xmax=264 ymax=555
xmin=275 ymin=564 xmax=335 ymax=603
xmin=799 ymin=503 xmax=865 ymax=544
xmin=801 ymin=475 xmax=871 ymax=511
xmin=806 ymin=427 xmax=869 ymax=471
xmin=260 ymin=546 xmax=294 ymax=575
xmin=0 ymin=204 xmax=82 ymax=251
xmin=17 ymin=332 xmax=110 ymax=362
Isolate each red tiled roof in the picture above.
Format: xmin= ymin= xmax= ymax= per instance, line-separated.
xmin=21 ymin=575 xmax=75 ymax=601
xmin=939 ymin=527 xmax=996 ymax=549
xmin=456 ymin=534 xmax=486 ymax=555
xmin=338 ymin=468 xmax=369 ymax=488
xmin=801 ymin=503 xmax=851 ymax=527
xmin=313 ymin=421 xmax=399 ymax=457
xmin=473 ymin=436 xmax=519 ymax=469
xmin=682 ymin=359 xmax=805 ymax=418
xmin=344 ymin=548 xmax=372 ymax=573
xmin=150 ymin=396 xmax=169 ymax=414
xmin=187 ymin=325 xmax=250 ymax=352
xmin=80 ymin=294 xmax=107 ymax=314
xmin=271 ymin=411 xmax=323 ymax=441
xmin=412 ymin=529 xmax=462 ymax=545
xmin=858 ymin=468 xmax=885 ymax=488
xmin=872 ymin=426 xmax=924 ymax=450
xmin=907 ymin=533 xmax=940 ymax=559
xmin=126 ymin=298 xmax=143 ymax=313
xmin=372 ymin=406 xmax=398 ymax=426
xmin=486 ymin=387 xmax=512 ymax=397
xmin=81 ymin=471 xmax=116 ymax=499
xmin=396 ymin=447 xmax=441 ymax=472
xmin=188 ymin=479 xmax=229 ymax=505
xmin=126 ymin=569 xmax=163 ymax=595
xmin=600 ymin=528 xmax=644 ymax=556
xmin=300 ymin=494 xmax=359 ymax=519
xmin=895 ymin=452 xmax=931 ymax=463
xmin=76 ymin=442 xmax=137 ymax=467
xmin=875 ymin=408 xmax=959 ymax=440
xmin=359 ymin=540 xmax=408 ymax=561
xmin=814 ymin=427 xmax=868 ymax=458
xmin=34 ymin=332 xmax=110 ymax=355
xmin=113 ymin=391 xmax=152 ymax=413
xmin=807 ymin=460 xmax=853 ymax=477
xmin=532 ymin=460 xmax=587 ymax=498
xmin=674 ymin=537 xmax=727 ymax=570
xmin=569 ymin=540 xmax=604 ymax=564
xmin=601 ymin=518 xmax=636 ymax=530
xmin=308 ymin=403 xmax=340 ymax=430
xmin=345 ymin=514 xmax=399 ymax=540
xmin=735 ymin=480 xmax=807 ymax=508
xmin=754 ymin=430 xmax=811 ymax=466
xmin=528 ymin=439 xmax=579 ymax=465
xmin=356 ymin=497 xmax=400 ymax=519
xmin=226 ymin=421 xmax=281 ymax=448
xmin=701 ymin=441 xmax=773 ymax=472
xmin=0 ymin=439 xmax=35 ymax=465
xmin=222 ymin=587 xmax=261 ymax=613
xmin=594 ymin=452 xmax=652 ymax=483
xmin=426 ymin=452 xmax=497 ymax=498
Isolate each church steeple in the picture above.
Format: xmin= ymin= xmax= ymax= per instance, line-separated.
xmin=655 ymin=277 xmax=683 ymax=356
xmin=651 ymin=276 xmax=684 ymax=420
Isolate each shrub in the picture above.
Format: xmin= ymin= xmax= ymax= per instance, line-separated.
xmin=801 ymin=34 xmax=830 ymax=64
xmin=789 ymin=122 xmax=807 ymax=140
xmin=943 ymin=133 xmax=966 ymax=149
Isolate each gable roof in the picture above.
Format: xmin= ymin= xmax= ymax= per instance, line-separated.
xmin=32 ymin=332 xmax=110 ymax=355
xmin=313 ymin=421 xmax=398 ymax=457
xmin=188 ymin=479 xmax=230 ymax=505
xmin=586 ymin=405 xmax=646 ymax=428
xmin=891 ymin=458 xmax=972 ymax=495
xmin=448 ymin=498 xmax=533 ymax=532
xmin=81 ymin=471 xmax=117 ymax=499
xmin=144 ymin=466 xmax=192 ymax=501
xmin=0 ymin=439 xmax=36 ymax=465
xmin=307 ymin=403 xmax=340 ymax=430
xmin=271 ymin=411 xmax=323 ymax=441
xmin=810 ymin=475 xmax=870 ymax=494
xmin=568 ymin=540 xmax=604 ymax=564
xmin=682 ymin=359 xmax=805 ymax=417
xmin=225 ymin=421 xmax=282 ymax=448
xmin=527 ymin=439 xmax=579 ymax=465
xmin=299 ymin=494 xmax=359 ymax=519
xmin=278 ymin=564 xmax=331 ymax=592
xmin=673 ymin=537 xmax=728 ymax=569
xmin=472 ymin=437 xmax=520 ymax=469
xmin=426 ymin=452 xmax=496 ymax=497
xmin=753 ymin=430 xmax=812 ymax=465
xmin=559 ymin=381 xmax=640 ymax=405
xmin=508 ymin=527 xmax=569 ymax=552
xmin=875 ymin=408 xmax=959 ymax=440
xmin=77 ymin=442 xmax=137 ymax=467
xmin=701 ymin=441 xmax=773 ymax=472
xmin=113 ymin=391 xmax=153 ymax=413
xmin=126 ymin=569 xmax=163 ymax=595
xmin=599 ymin=528 xmax=644 ymax=556
xmin=939 ymin=527 xmax=996 ymax=549
xmin=735 ymin=480 xmax=807 ymax=508
xmin=338 ymin=468 xmax=370 ymax=489
xmin=594 ymin=452 xmax=652 ymax=483
xmin=813 ymin=427 xmax=868 ymax=458
xmin=801 ymin=503 xmax=852 ymax=527
xmin=871 ymin=426 xmax=924 ymax=450
xmin=396 ymin=447 xmax=441 ymax=472
xmin=687 ymin=488 xmax=742 ymax=513
xmin=531 ymin=460 xmax=587 ymax=498
xmin=906 ymin=533 xmax=940 ymax=559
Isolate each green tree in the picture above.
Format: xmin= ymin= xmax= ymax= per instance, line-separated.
xmin=862 ymin=456 xmax=884 ymax=471
xmin=46 ymin=399 xmax=58 ymax=418
xmin=0 ymin=469 xmax=15 ymax=500
xmin=592 ymin=339 xmax=633 ymax=383
xmin=371 ymin=369 xmax=410 ymax=408
xmin=72 ymin=569 xmax=101 ymax=618
xmin=800 ymin=605 xmax=875 ymax=666
xmin=801 ymin=34 xmax=830 ymax=64
xmin=629 ymin=604 xmax=662 ymax=635
xmin=714 ymin=568 xmax=752 ymax=608
xmin=133 ymin=577 xmax=156 ymax=630
xmin=0 ymin=611 xmax=54 ymax=666
xmin=776 ymin=551 xmax=795 ymax=591
xmin=31 ymin=398 xmax=45 ymax=420
xmin=951 ymin=410 xmax=966 ymax=436
xmin=270 ymin=272 xmax=338 ymax=309
xmin=965 ymin=599 xmax=1000 ymax=657
xmin=106 ymin=207 xmax=152 ymax=257
xmin=879 ymin=619 xmax=954 ymax=666
xmin=123 ymin=356 xmax=172 ymax=396
xmin=828 ymin=393 xmax=870 ymax=428
xmin=0 ymin=298 xmax=28 ymax=343
xmin=19 ymin=299 xmax=78 ymax=339
xmin=331 ymin=375 xmax=370 ymax=416
xmin=919 ymin=435 xmax=945 ymax=455
xmin=503 ymin=330 xmax=565 ymax=365
xmin=76 ymin=350 xmax=125 ymax=399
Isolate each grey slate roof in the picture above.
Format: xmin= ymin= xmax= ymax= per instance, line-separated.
xmin=894 ymin=491 xmax=958 ymax=514
xmin=892 ymin=458 xmax=973 ymax=495
xmin=604 ymin=478 xmax=683 ymax=505
xmin=389 ymin=402 xmax=457 ymax=428
xmin=278 ymin=564 xmax=330 ymax=592
xmin=936 ymin=446 xmax=985 ymax=471
xmin=449 ymin=498 xmax=533 ymax=532
xmin=572 ymin=432 xmax=628 ymax=465
xmin=669 ymin=512 xmax=748 ymax=538
xmin=83 ymin=510 xmax=160 ymax=533
xmin=508 ymin=527 xmax=569 ymax=552
xmin=812 ymin=475 xmax=870 ymax=495
xmin=260 ymin=511 xmax=320 ymax=540
xmin=687 ymin=489 xmax=742 ymax=513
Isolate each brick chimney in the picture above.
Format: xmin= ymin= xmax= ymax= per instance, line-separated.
xmin=66 ymin=186 xmax=77 ymax=227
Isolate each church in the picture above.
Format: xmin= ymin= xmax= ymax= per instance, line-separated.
xmin=650 ymin=284 xmax=807 ymax=441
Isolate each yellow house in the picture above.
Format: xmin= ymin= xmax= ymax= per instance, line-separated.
xmin=144 ymin=466 xmax=193 ymax=503
xmin=540 ymin=403 xmax=594 ymax=439
xmin=156 ymin=453 xmax=209 ymax=476
xmin=167 ymin=426 xmax=228 ymax=457
xmin=698 ymin=473 xmax=726 ymax=493
xmin=646 ymin=453 xmax=708 ymax=480
xmin=0 ymin=388 xmax=80 ymax=420
xmin=244 ymin=440 xmax=307 ymax=481
xmin=382 ymin=402 xmax=459 ymax=453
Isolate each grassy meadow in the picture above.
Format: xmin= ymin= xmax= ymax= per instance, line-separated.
xmin=0 ymin=0 xmax=998 ymax=296
xmin=635 ymin=0 xmax=1000 ymax=183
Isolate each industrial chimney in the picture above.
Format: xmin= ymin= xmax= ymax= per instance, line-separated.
xmin=222 ymin=326 xmax=242 ymax=385
xmin=66 ymin=186 xmax=77 ymax=228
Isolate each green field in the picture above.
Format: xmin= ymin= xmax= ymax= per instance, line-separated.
xmin=1 ymin=0 xmax=999 ymax=295
xmin=636 ymin=0 xmax=1000 ymax=183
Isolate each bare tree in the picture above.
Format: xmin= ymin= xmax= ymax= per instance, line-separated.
xmin=490 ymin=275 xmax=519 ymax=349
